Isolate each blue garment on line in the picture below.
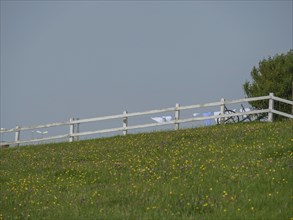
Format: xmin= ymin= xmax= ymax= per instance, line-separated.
xmin=202 ymin=112 xmax=213 ymax=126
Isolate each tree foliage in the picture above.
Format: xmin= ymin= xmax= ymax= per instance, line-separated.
xmin=243 ymin=50 xmax=293 ymax=119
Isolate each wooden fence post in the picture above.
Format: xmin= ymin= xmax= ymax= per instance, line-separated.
xmin=69 ymin=118 xmax=74 ymax=142
xmin=220 ymin=98 xmax=225 ymax=124
xmin=123 ymin=111 xmax=128 ymax=135
xmin=175 ymin=103 xmax=180 ymax=130
xmin=75 ymin=118 xmax=80 ymax=141
xmin=268 ymin=93 xmax=274 ymax=122
xmin=15 ymin=125 xmax=20 ymax=147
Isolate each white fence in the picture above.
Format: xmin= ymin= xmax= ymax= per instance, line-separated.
xmin=1 ymin=93 xmax=292 ymax=147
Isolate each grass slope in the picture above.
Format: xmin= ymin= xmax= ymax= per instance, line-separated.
xmin=1 ymin=121 xmax=292 ymax=220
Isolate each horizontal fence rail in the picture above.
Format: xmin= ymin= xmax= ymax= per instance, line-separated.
xmin=1 ymin=93 xmax=292 ymax=147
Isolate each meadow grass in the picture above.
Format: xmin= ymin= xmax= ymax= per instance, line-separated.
xmin=0 ymin=121 xmax=292 ymax=220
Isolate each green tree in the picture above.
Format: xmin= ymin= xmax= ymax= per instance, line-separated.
xmin=243 ymin=50 xmax=293 ymax=119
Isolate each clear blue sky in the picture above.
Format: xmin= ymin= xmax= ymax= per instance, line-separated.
xmin=1 ymin=1 xmax=292 ymax=131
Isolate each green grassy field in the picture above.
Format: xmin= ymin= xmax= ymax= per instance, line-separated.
xmin=1 ymin=121 xmax=292 ymax=220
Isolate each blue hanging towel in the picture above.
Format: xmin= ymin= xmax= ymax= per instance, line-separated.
xmin=202 ymin=112 xmax=213 ymax=126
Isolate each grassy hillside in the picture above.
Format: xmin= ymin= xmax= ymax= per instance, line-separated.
xmin=1 ymin=121 xmax=292 ymax=220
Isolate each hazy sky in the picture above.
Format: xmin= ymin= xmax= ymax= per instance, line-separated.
xmin=1 ymin=1 xmax=292 ymax=132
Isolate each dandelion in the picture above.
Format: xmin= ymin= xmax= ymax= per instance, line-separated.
xmin=222 ymin=191 xmax=228 ymax=198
